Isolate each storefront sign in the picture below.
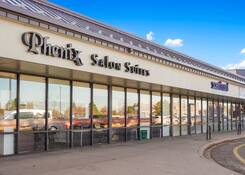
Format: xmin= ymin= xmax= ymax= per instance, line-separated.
xmin=211 ymin=81 xmax=229 ymax=91
xmin=22 ymin=32 xmax=83 ymax=66
xmin=21 ymin=32 xmax=150 ymax=76
xmin=90 ymin=54 xmax=150 ymax=76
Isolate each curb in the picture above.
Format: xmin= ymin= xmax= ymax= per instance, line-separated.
xmin=198 ymin=135 xmax=245 ymax=160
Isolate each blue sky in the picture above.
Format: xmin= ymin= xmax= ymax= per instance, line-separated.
xmin=49 ymin=0 xmax=245 ymax=69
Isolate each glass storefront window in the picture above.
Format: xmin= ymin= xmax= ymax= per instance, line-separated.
xmin=162 ymin=93 xmax=170 ymax=137
xmin=0 ymin=73 xmax=16 ymax=130
xmin=189 ymin=97 xmax=195 ymax=134
xmin=224 ymin=102 xmax=228 ymax=131
xmin=228 ymin=102 xmax=232 ymax=130
xmin=140 ymin=91 xmax=150 ymax=140
xmin=213 ymin=100 xmax=219 ymax=132
xmin=236 ymin=104 xmax=240 ymax=129
xmin=219 ymin=101 xmax=224 ymax=131
xmin=208 ymin=99 xmax=214 ymax=132
xmin=241 ymin=104 xmax=245 ymax=129
xmin=152 ymin=92 xmax=161 ymax=138
xmin=196 ymin=98 xmax=202 ymax=134
xmin=232 ymin=103 xmax=237 ymax=130
xmin=126 ymin=89 xmax=138 ymax=141
xmin=72 ymin=82 xmax=91 ymax=146
xmin=19 ymin=75 xmax=46 ymax=153
xmin=181 ymin=96 xmax=188 ymax=136
xmin=2 ymin=71 xmax=245 ymax=155
xmin=202 ymin=99 xmax=207 ymax=133
xmin=93 ymin=84 xmax=108 ymax=144
xmin=0 ymin=72 xmax=16 ymax=156
xmin=172 ymin=95 xmax=180 ymax=136
xmin=112 ymin=87 xmax=125 ymax=142
xmin=48 ymin=78 xmax=70 ymax=149
xmin=239 ymin=104 xmax=242 ymax=127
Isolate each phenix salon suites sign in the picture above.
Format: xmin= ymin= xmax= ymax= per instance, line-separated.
xmin=22 ymin=32 xmax=150 ymax=76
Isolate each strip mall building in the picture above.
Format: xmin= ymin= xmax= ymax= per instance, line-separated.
xmin=0 ymin=0 xmax=245 ymax=156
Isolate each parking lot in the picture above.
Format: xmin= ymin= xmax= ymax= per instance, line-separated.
xmin=210 ymin=138 xmax=245 ymax=174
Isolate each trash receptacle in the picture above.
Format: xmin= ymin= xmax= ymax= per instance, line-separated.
xmin=140 ymin=130 xmax=148 ymax=140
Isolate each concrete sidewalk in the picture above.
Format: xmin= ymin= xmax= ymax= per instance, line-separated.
xmin=0 ymin=131 xmax=244 ymax=175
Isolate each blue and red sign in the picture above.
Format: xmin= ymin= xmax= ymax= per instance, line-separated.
xmin=211 ymin=81 xmax=229 ymax=91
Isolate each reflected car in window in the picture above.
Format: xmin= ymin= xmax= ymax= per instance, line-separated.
xmin=163 ymin=115 xmax=170 ymax=125
xmin=152 ymin=115 xmax=161 ymax=125
xmin=112 ymin=116 xmax=125 ymax=128
xmin=0 ymin=109 xmax=69 ymax=132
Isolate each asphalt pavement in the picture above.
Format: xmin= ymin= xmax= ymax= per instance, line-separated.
xmin=210 ymin=138 xmax=245 ymax=174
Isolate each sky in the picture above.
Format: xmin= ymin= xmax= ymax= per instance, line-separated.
xmin=49 ymin=0 xmax=245 ymax=69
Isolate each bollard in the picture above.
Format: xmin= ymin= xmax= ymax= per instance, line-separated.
xmin=206 ymin=127 xmax=209 ymax=140
xmin=208 ymin=125 xmax=212 ymax=140
xmin=206 ymin=125 xmax=212 ymax=140
xmin=237 ymin=122 xmax=242 ymax=135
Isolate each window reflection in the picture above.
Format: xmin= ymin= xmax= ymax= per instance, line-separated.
xmin=152 ymin=92 xmax=161 ymax=138
xmin=208 ymin=100 xmax=213 ymax=132
xmin=202 ymin=99 xmax=207 ymax=133
xmin=181 ymin=96 xmax=188 ymax=135
xmin=19 ymin=75 xmax=45 ymax=131
xmin=93 ymin=84 xmax=108 ymax=144
xmin=224 ymin=102 xmax=228 ymax=130
xmin=126 ymin=89 xmax=138 ymax=141
xmin=0 ymin=73 xmax=16 ymax=131
xmin=162 ymin=93 xmax=170 ymax=136
xmin=228 ymin=102 xmax=232 ymax=130
xmin=2 ymin=68 xmax=245 ymax=155
xmin=0 ymin=72 xmax=16 ymax=156
xmin=236 ymin=104 xmax=240 ymax=129
xmin=219 ymin=102 xmax=224 ymax=131
xmin=241 ymin=104 xmax=245 ymax=129
xmin=72 ymin=82 xmax=91 ymax=146
xmin=196 ymin=98 xmax=202 ymax=134
xmin=172 ymin=95 xmax=180 ymax=136
xmin=72 ymin=82 xmax=90 ymax=129
xmin=19 ymin=75 xmax=46 ymax=153
xmin=112 ymin=87 xmax=125 ymax=142
xmin=232 ymin=103 xmax=237 ymax=130
xmin=140 ymin=90 xmax=150 ymax=140
xmin=48 ymin=79 xmax=70 ymax=149
xmin=189 ymin=97 xmax=195 ymax=134
xmin=213 ymin=100 xmax=219 ymax=132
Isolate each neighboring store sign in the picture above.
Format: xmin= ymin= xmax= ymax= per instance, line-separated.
xmin=211 ymin=81 xmax=229 ymax=91
xmin=22 ymin=32 xmax=83 ymax=66
xmin=21 ymin=32 xmax=150 ymax=76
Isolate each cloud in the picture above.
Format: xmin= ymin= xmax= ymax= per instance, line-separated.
xmin=241 ymin=48 xmax=245 ymax=54
xmin=224 ymin=48 xmax=245 ymax=69
xmin=146 ymin=31 xmax=154 ymax=41
xmin=164 ymin=38 xmax=184 ymax=47
xmin=223 ymin=59 xmax=245 ymax=70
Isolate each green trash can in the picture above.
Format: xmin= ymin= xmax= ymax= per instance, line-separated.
xmin=140 ymin=130 xmax=148 ymax=140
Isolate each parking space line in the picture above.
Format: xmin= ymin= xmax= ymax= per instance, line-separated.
xmin=233 ymin=144 xmax=245 ymax=165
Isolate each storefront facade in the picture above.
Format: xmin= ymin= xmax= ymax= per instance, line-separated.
xmin=0 ymin=0 xmax=245 ymax=156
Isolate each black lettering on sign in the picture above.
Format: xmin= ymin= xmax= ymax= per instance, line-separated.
xmin=123 ymin=62 xmax=150 ymax=76
xmin=22 ymin=32 xmax=83 ymax=66
xmin=90 ymin=54 xmax=122 ymax=71
xmin=22 ymin=32 xmax=150 ymax=76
